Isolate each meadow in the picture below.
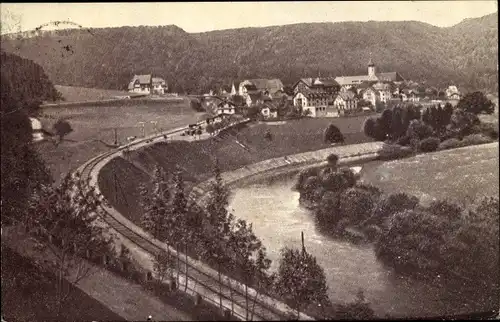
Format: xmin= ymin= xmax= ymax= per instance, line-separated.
xmin=360 ymin=142 xmax=499 ymax=206
xmin=36 ymin=98 xmax=204 ymax=183
xmin=53 ymin=85 xmax=133 ymax=102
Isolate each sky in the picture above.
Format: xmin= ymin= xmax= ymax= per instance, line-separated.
xmin=1 ymin=1 xmax=498 ymax=35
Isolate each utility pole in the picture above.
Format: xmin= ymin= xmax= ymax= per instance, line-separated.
xmin=114 ymin=128 xmax=118 ymax=146
xmin=137 ymin=122 xmax=145 ymax=138
xmin=150 ymin=120 xmax=158 ymax=135
xmin=301 ymin=231 xmax=306 ymax=254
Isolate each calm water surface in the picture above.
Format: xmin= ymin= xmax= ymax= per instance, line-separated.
xmin=228 ymin=144 xmax=499 ymax=317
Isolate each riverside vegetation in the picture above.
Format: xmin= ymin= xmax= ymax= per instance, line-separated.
xmin=293 ymin=91 xmax=498 ymax=315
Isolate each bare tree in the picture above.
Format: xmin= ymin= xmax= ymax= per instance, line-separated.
xmin=27 ymin=173 xmax=113 ymax=316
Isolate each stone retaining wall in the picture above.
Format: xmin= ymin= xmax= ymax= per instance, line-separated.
xmin=191 ymin=141 xmax=385 ymax=205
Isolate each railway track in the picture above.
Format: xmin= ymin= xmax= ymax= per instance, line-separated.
xmin=76 ymin=121 xmax=292 ymax=321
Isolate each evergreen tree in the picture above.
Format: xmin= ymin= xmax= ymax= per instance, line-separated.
xmin=275 ymin=246 xmax=330 ymax=319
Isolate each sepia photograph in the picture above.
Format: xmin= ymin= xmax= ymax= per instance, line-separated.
xmin=1 ymin=1 xmax=498 ymax=321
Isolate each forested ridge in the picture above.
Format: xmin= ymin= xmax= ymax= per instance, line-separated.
xmin=1 ymin=12 xmax=497 ymax=94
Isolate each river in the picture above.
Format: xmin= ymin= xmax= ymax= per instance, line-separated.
xmin=228 ymin=143 xmax=499 ymax=318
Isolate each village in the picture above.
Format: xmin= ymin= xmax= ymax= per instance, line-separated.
xmin=128 ymin=59 xmax=464 ymax=121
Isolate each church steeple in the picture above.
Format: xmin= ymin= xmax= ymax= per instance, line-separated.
xmin=368 ymin=53 xmax=376 ymax=77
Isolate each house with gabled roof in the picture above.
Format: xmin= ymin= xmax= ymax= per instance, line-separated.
xmin=238 ymin=79 xmax=284 ymax=98
xmin=128 ymin=74 xmax=167 ymax=94
xmin=334 ymin=91 xmax=358 ymax=114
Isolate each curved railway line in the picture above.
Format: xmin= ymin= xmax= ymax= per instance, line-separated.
xmin=75 ymin=121 xmax=299 ymax=321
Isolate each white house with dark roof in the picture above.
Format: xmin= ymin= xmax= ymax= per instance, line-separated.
xmin=238 ymin=79 xmax=284 ymax=98
xmin=128 ymin=74 xmax=167 ymax=94
xmin=334 ymin=91 xmax=358 ymax=113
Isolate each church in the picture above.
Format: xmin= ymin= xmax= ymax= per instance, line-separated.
xmin=334 ymin=59 xmax=405 ymax=90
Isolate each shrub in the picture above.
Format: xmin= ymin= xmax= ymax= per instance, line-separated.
xmin=294 ymin=167 xmax=321 ymax=191
xmin=326 ymin=153 xmax=339 ymax=167
xmin=417 ymin=137 xmax=440 ymax=152
xmin=339 ymin=188 xmax=376 ymax=223
xmin=366 ymin=192 xmax=419 ymax=227
xmin=407 ymin=119 xmax=433 ymax=141
xmin=363 ymin=117 xmax=386 ymax=141
xmin=324 ymin=124 xmax=345 ymax=144
xmin=438 ymin=138 xmax=464 ymax=151
xmin=377 ymin=144 xmax=414 ymax=161
xmin=363 ymin=224 xmax=383 ymax=242
xmin=395 ymin=134 xmax=411 ymax=146
xmin=472 ymin=122 xmax=499 ymax=139
xmin=461 ymin=134 xmax=493 ymax=146
xmin=354 ymin=182 xmax=382 ymax=201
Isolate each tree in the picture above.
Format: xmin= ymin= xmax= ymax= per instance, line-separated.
xmin=448 ymin=109 xmax=481 ymax=138
xmin=139 ymin=165 xmax=171 ymax=241
xmin=1 ymin=54 xmax=53 ymax=227
xmin=228 ymin=218 xmax=265 ymax=319
xmin=275 ymin=246 xmax=329 ymax=319
xmin=406 ymin=119 xmax=433 ymax=143
xmin=457 ymin=91 xmax=494 ymax=114
xmin=326 ymin=153 xmax=339 ymax=169
xmin=363 ymin=117 xmax=386 ymax=141
xmin=27 ymin=173 xmax=113 ymax=316
xmin=390 ymin=106 xmax=405 ymax=140
xmin=52 ymin=118 xmax=73 ymax=144
xmin=206 ymin=124 xmax=215 ymax=136
xmin=324 ymin=124 xmax=344 ymax=144
xmin=264 ymin=129 xmax=273 ymax=141
xmin=249 ymin=247 xmax=273 ymax=320
xmin=202 ymin=161 xmax=232 ymax=309
xmin=170 ymin=169 xmax=191 ymax=290
xmin=153 ymin=251 xmax=174 ymax=288
xmin=339 ymin=188 xmax=376 ymax=224
xmin=365 ymin=192 xmax=419 ymax=228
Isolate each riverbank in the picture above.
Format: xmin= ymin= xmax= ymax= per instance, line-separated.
xmin=226 ymin=142 xmax=499 ymax=318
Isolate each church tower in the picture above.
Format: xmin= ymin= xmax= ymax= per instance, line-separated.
xmin=368 ymin=57 xmax=376 ymax=77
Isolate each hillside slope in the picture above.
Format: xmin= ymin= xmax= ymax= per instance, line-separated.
xmin=1 ymin=13 xmax=497 ymax=94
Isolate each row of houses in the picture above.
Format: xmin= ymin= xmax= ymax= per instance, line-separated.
xmin=128 ymin=59 xmax=462 ymax=119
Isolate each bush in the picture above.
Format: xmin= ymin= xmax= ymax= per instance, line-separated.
xmin=339 ymin=188 xmax=376 ymax=223
xmin=472 ymin=122 xmax=499 ymax=139
xmin=377 ymin=144 xmax=414 ymax=161
xmin=438 ymin=138 xmax=464 ymax=151
xmin=366 ymin=192 xmax=419 ymax=227
xmin=417 ymin=137 xmax=440 ymax=152
xmin=461 ymin=134 xmax=493 ymax=146
xmin=395 ymin=134 xmax=411 ymax=146
xmin=407 ymin=119 xmax=433 ymax=141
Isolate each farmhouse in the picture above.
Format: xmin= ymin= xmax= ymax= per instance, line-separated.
xmin=261 ymin=103 xmax=278 ymax=119
xmin=128 ymin=74 xmax=168 ymax=94
xmin=445 ymin=85 xmax=461 ymax=100
xmin=335 ymin=59 xmax=404 ymax=90
xmin=29 ymin=117 xmax=45 ymax=142
xmin=334 ymin=92 xmax=358 ymax=114
xmin=217 ymin=100 xmax=236 ymax=115
xmin=238 ymin=79 xmax=284 ymax=99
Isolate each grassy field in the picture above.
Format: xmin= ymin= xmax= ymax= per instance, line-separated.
xmin=54 ymin=85 xmax=133 ymax=102
xmin=1 ymin=246 xmax=123 ymax=322
xmin=36 ymin=98 xmax=204 ymax=183
xmin=99 ymin=116 xmax=374 ymax=224
xmin=360 ymin=142 xmax=499 ymax=206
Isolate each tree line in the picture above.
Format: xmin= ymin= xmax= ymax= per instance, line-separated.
xmin=2 ymin=13 xmax=498 ymax=94
xmin=363 ymin=91 xmax=497 ymax=154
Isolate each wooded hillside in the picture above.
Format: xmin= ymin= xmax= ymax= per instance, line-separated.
xmin=1 ymin=12 xmax=497 ymax=94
